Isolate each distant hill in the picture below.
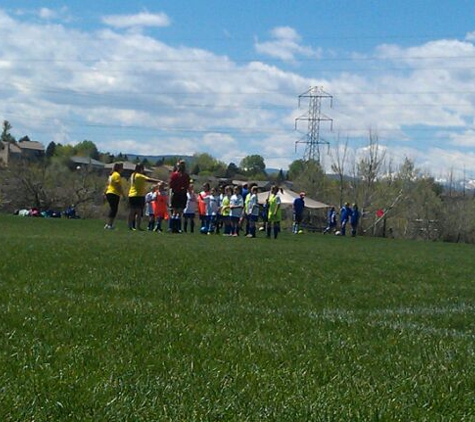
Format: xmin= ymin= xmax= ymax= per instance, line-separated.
xmin=123 ymin=157 xmax=287 ymax=175
xmin=266 ymin=168 xmax=285 ymax=175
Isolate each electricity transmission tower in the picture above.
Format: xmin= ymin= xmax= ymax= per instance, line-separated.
xmin=294 ymin=86 xmax=333 ymax=163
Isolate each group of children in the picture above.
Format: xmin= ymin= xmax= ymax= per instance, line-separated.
xmin=143 ymin=182 xmax=283 ymax=239
xmin=323 ymin=202 xmax=360 ymax=237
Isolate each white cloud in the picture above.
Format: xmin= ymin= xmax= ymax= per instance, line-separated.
xmin=466 ymin=31 xmax=475 ymax=42
xmin=12 ymin=7 xmax=70 ymax=21
xmin=449 ymin=130 xmax=475 ymax=147
xmin=255 ymin=26 xmax=321 ymax=61
xmin=4 ymin=10 xmax=475 ymax=176
xmin=102 ymin=12 xmax=171 ymax=29
xmin=270 ymin=27 xmax=300 ymax=42
xmin=38 ymin=8 xmax=57 ymax=19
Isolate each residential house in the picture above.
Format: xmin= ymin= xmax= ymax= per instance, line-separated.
xmin=0 ymin=141 xmax=22 ymax=165
xmin=104 ymin=161 xmax=154 ymax=179
xmin=0 ymin=140 xmax=45 ymax=165
xmin=17 ymin=140 xmax=45 ymax=160
xmin=70 ymin=155 xmax=105 ymax=172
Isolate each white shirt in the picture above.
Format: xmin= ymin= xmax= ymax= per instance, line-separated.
xmin=184 ymin=191 xmax=197 ymax=214
xmin=230 ymin=194 xmax=244 ymax=218
xmin=248 ymin=193 xmax=260 ymax=217
xmin=145 ymin=191 xmax=157 ymax=215
xmin=205 ymin=194 xmax=219 ymax=216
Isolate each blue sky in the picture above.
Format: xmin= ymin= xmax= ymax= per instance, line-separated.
xmin=3 ymin=1 xmax=475 ymax=178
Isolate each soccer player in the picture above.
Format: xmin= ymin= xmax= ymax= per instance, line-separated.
xmin=323 ymin=206 xmax=337 ymax=234
xmin=197 ymin=182 xmax=210 ymax=233
xmin=340 ymin=202 xmax=352 ymax=236
xmin=351 ymin=203 xmax=360 ymax=237
xmin=267 ymin=185 xmax=282 ymax=239
xmin=145 ymin=185 xmax=158 ymax=231
xmin=183 ymin=184 xmax=197 ymax=233
xmin=246 ymin=186 xmax=260 ymax=238
xmin=220 ymin=185 xmax=232 ymax=236
xmin=292 ymin=192 xmax=305 ymax=234
xmin=205 ymin=187 xmax=219 ymax=234
xmin=229 ymin=185 xmax=243 ymax=237
xmin=153 ymin=182 xmax=168 ymax=232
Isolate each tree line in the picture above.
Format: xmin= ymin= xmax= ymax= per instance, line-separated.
xmin=1 ymin=121 xmax=474 ymax=243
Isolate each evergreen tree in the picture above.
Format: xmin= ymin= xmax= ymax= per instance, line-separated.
xmin=1 ymin=120 xmax=15 ymax=144
xmin=45 ymin=141 xmax=57 ymax=158
xmin=225 ymin=162 xmax=239 ymax=178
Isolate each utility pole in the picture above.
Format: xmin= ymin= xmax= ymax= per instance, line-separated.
xmin=295 ymin=86 xmax=333 ymax=163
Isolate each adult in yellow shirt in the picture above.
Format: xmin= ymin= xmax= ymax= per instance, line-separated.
xmin=128 ymin=164 xmax=162 ymax=231
xmin=104 ymin=162 xmax=124 ymax=230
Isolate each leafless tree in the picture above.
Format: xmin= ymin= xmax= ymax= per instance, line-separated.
xmin=357 ymin=129 xmax=386 ymax=210
xmin=330 ymin=133 xmax=349 ymax=208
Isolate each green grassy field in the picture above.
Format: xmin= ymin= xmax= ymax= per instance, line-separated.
xmin=1 ymin=215 xmax=475 ymax=421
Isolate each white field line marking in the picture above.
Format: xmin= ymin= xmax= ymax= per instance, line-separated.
xmin=307 ymin=303 xmax=475 ymax=339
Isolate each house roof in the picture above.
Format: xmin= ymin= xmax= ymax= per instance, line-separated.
xmin=17 ymin=141 xmax=45 ymax=151
xmin=232 ymin=179 xmax=271 ymax=189
xmin=0 ymin=141 xmax=22 ymax=154
xmin=105 ymin=161 xmax=153 ymax=174
xmin=70 ymin=156 xmax=105 ymax=167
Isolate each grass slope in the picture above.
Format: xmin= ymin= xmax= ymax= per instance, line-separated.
xmin=1 ymin=215 xmax=475 ymax=421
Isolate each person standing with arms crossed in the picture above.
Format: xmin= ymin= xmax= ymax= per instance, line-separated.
xmin=168 ymin=160 xmax=190 ymax=233
xmin=292 ymin=191 xmax=305 ymax=234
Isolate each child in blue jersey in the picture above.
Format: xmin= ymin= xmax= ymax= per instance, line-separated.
xmin=351 ymin=203 xmax=360 ymax=237
xmin=292 ymin=192 xmax=305 ymax=234
xmin=229 ymin=185 xmax=244 ymax=237
xmin=323 ymin=206 xmax=337 ymax=234
xmin=340 ymin=202 xmax=352 ymax=236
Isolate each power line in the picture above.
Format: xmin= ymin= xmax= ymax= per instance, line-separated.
xmin=6 ymin=78 xmax=475 ymax=97
xmin=0 ymin=30 xmax=468 ymax=43
xmin=4 ymin=53 xmax=475 ymax=64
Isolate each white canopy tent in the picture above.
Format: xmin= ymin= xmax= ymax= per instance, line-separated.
xmin=256 ymin=188 xmax=329 ymax=209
